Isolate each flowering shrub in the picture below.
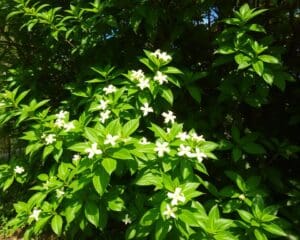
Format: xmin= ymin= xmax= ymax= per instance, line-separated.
xmin=0 ymin=2 xmax=299 ymax=240
xmin=0 ymin=48 xmax=287 ymax=240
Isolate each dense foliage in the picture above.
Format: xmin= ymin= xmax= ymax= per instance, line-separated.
xmin=0 ymin=0 xmax=299 ymax=239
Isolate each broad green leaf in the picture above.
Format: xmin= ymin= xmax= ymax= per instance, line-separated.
xmin=155 ymin=219 xmax=169 ymax=240
xmin=242 ymin=143 xmax=265 ymax=154
xmin=84 ymin=201 xmax=99 ymax=227
xmin=149 ymin=123 xmax=168 ymax=140
xmin=254 ymin=229 xmax=268 ymax=240
xmin=258 ymin=55 xmax=279 ymax=64
xmin=140 ymin=208 xmax=159 ymax=226
xmin=217 ymin=45 xmax=235 ymax=54
xmin=262 ymin=223 xmax=286 ymax=236
xmin=122 ymin=118 xmax=140 ymax=137
xmin=237 ymin=210 xmax=253 ymax=223
xmin=252 ymin=60 xmax=264 ymax=76
xmin=161 ymin=66 xmax=183 ymax=74
xmin=84 ymin=127 xmax=100 ymax=142
xmin=187 ymin=86 xmax=202 ymax=103
xmin=68 ymin=142 xmax=89 ymax=153
xmin=93 ymin=167 xmax=109 ymax=196
xmin=51 ymin=215 xmax=63 ymax=236
xmin=234 ymin=54 xmax=251 ymax=69
xmin=161 ymin=88 xmax=173 ymax=105
xmin=102 ymin=158 xmax=117 ymax=175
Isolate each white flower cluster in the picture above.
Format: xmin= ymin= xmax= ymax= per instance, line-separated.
xmin=42 ymin=133 xmax=56 ymax=145
xmin=29 ymin=208 xmax=41 ymax=221
xmin=163 ymin=187 xmax=186 ymax=219
xmin=151 ymin=49 xmax=172 ymax=62
xmin=85 ymin=143 xmax=102 ymax=159
xmin=103 ymin=84 xmax=117 ymax=94
xmin=14 ymin=166 xmax=25 ymax=174
xmin=54 ymin=110 xmax=75 ymax=132
xmin=154 ymin=71 xmax=168 ymax=85
xmin=97 ymin=98 xmax=111 ymax=124
xmin=130 ymin=69 xmax=150 ymax=90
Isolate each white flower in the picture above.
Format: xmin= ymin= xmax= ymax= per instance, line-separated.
xmin=29 ymin=209 xmax=41 ymax=221
xmin=177 ymin=144 xmax=193 ymax=157
xmin=14 ymin=166 xmax=25 ymax=174
xmin=100 ymin=110 xmax=111 ymax=123
xmin=167 ymin=187 xmax=186 ymax=206
xmin=56 ymin=110 xmax=68 ymax=120
xmin=154 ymin=71 xmax=168 ymax=85
xmin=191 ymin=148 xmax=207 ymax=163
xmin=131 ymin=69 xmax=145 ymax=81
xmin=140 ymin=103 xmax=154 ymax=116
xmin=137 ymin=78 xmax=150 ymax=90
xmin=85 ymin=143 xmax=102 ymax=159
xmin=72 ymin=154 xmax=81 ymax=164
xmin=162 ymin=111 xmax=176 ymax=124
xmin=64 ymin=122 xmax=75 ymax=131
xmin=176 ymin=132 xmax=190 ymax=141
xmin=154 ymin=141 xmax=170 ymax=157
xmin=98 ymin=99 xmax=109 ymax=110
xmin=54 ymin=118 xmax=65 ymax=128
xmin=56 ymin=189 xmax=65 ymax=198
xmin=45 ymin=134 xmax=56 ymax=145
xmin=103 ymin=84 xmax=117 ymax=94
xmin=163 ymin=204 xmax=176 ymax=219
xmin=104 ymin=134 xmax=119 ymax=146
xmin=140 ymin=137 xmax=150 ymax=145
xmin=122 ymin=214 xmax=132 ymax=225
xmin=191 ymin=133 xmax=205 ymax=142
xmin=152 ymin=49 xmax=172 ymax=62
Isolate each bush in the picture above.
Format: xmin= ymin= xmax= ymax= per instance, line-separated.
xmin=0 ymin=1 xmax=299 ymax=239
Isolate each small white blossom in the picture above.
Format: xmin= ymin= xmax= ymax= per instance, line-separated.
xmin=167 ymin=187 xmax=186 ymax=206
xmin=29 ymin=209 xmax=41 ymax=221
xmin=154 ymin=141 xmax=170 ymax=157
xmin=54 ymin=118 xmax=65 ymax=128
xmin=103 ymin=84 xmax=117 ymax=94
xmin=140 ymin=137 xmax=150 ymax=145
xmin=98 ymin=99 xmax=109 ymax=110
xmin=176 ymin=132 xmax=190 ymax=141
xmin=177 ymin=144 xmax=193 ymax=157
xmin=122 ymin=214 xmax=132 ymax=225
xmin=137 ymin=78 xmax=150 ymax=90
xmin=162 ymin=111 xmax=176 ymax=124
xmin=152 ymin=49 xmax=172 ymax=62
xmin=56 ymin=110 xmax=68 ymax=120
xmin=72 ymin=154 xmax=81 ymax=164
xmin=45 ymin=134 xmax=56 ymax=145
xmin=64 ymin=122 xmax=75 ymax=131
xmin=14 ymin=166 xmax=25 ymax=174
xmin=131 ymin=69 xmax=145 ymax=81
xmin=163 ymin=204 xmax=176 ymax=219
xmin=100 ymin=110 xmax=111 ymax=123
xmin=140 ymin=103 xmax=154 ymax=116
xmin=166 ymin=128 xmax=171 ymax=133
xmin=85 ymin=143 xmax=102 ymax=159
xmin=56 ymin=189 xmax=65 ymax=198
xmin=104 ymin=134 xmax=119 ymax=146
xmin=191 ymin=133 xmax=205 ymax=142
xmin=192 ymin=148 xmax=207 ymax=163
xmin=154 ymin=71 xmax=168 ymax=85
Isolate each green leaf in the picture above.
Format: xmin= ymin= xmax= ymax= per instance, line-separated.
xmin=161 ymin=88 xmax=174 ymax=105
xmin=161 ymin=66 xmax=183 ymax=75
xmin=51 ymin=215 xmax=63 ymax=236
xmin=262 ymin=70 xmax=274 ymax=85
xmin=43 ymin=145 xmax=54 ymax=159
xmin=102 ymin=158 xmax=117 ymax=175
xmin=232 ymin=147 xmax=242 ymax=161
xmin=140 ymin=208 xmax=159 ymax=226
xmin=252 ymin=60 xmax=264 ymax=76
xmin=3 ymin=176 xmax=14 ymax=191
xmin=135 ymin=170 xmax=162 ymax=187
xmin=84 ymin=127 xmax=100 ymax=142
xmin=248 ymin=24 xmax=266 ymax=33
xmin=84 ymin=201 xmax=99 ymax=227
xmin=111 ymin=148 xmax=132 ymax=160
xmin=149 ymin=123 xmax=168 ymax=140
xmin=64 ymin=201 xmax=82 ymax=224
xmin=258 ymin=55 xmax=279 ymax=64
xmin=254 ymin=229 xmax=268 ymax=240
xmin=187 ymin=86 xmax=202 ymax=103
xmin=242 ymin=143 xmax=265 ymax=154
xmin=68 ymin=142 xmax=89 ymax=153
xmin=262 ymin=223 xmax=286 ymax=236
xmin=217 ymin=45 xmax=235 ymax=54
xmin=237 ymin=210 xmax=253 ymax=223
xmin=122 ymin=118 xmax=140 ymax=137
xmin=234 ymin=54 xmax=251 ymax=69
xmin=155 ymin=219 xmax=169 ymax=240
xmin=93 ymin=167 xmax=109 ymax=196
